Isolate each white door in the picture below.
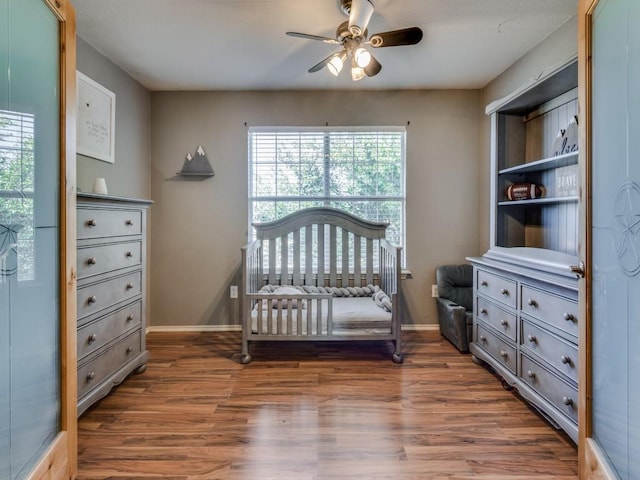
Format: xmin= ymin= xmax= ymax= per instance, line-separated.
xmin=587 ymin=0 xmax=640 ymax=477
xmin=0 ymin=0 xmax=76 ymax=478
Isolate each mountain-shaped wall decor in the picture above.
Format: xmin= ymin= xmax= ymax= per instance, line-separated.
xmin=177 ymin=145 xmax=214 ymax=177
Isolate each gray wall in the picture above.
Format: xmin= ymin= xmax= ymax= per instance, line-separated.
xmin=150 ymin=90 xmax=483 ymax=328
xmin=75 ymin=14 xmax=578 ymax=330
xmin=76 ymin=37 xmax=151 ymax=200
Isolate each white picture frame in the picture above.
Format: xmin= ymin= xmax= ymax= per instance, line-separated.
xmin=76 ymin=71 xmax=116 ymax=164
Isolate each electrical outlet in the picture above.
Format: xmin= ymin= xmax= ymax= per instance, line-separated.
xmin=230 ymin=285 xmax=238 ymax=299
xmin=431 ymin=284 xmax=438 ymax=298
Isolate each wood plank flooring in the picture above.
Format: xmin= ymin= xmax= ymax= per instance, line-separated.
xmin=77 ymin=331 xmax=578 ymax=479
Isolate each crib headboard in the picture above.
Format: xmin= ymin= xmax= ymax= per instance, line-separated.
xmin=249 ymin=207 xmax=397 ymax=289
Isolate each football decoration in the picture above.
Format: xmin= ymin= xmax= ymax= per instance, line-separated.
xmin=505 ymin=183 xmax=545 ymax=201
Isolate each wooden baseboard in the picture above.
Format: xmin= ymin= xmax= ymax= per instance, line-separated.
xmin=27 ymin=433 xmax=70 ymax=480
xmin=582 ymin=438 xmax=616 ymax=480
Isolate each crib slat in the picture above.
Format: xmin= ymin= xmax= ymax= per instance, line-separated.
xmin=307 ymin=298 xmax=313 ymax=335
xmin=317 ymin=297 xmax=323 ymax=335
xmin=317 ymin=224 xmax=325 ymax=286
xmin=277 ymin=301 xmax=283 ymax=335
xmin=293 ymin=229 xmax=301 ymax=286
xmin=297 ymin=300 xmax=303 ymax=335
xmin=330 ymin=225 xmax=337 ymax=286
xmin=342 ymin=229 xmax=349 ymax=287
xmin=366 ymin=238 xmax=374 ymax=285
xmin=304 ymin=225 xmax=313 ymax=285
xmin=268 ymin=240 xmax=276 ymax=286
xmin=286 ymin=300 xmax=293 ymax=334
xmin=267 ymin=298 xmax=274 ymax=334
xmin=280 ymin=234 xmax=288 ymax=285
xmin=257 ymin=299 xmax=264 ymax=334
xmin=354 ymin=235 xmax=361 ymax=286
xmin=326 ymin=298 xmax=333 ymax=335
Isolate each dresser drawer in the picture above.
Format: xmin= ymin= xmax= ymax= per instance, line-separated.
xmin=476 ymin=269 xmax=517 ymax=309
xmin=520 ymin=285 xmax=578 ymax=339
xmin=78 ymin=271 xmax=142 ymax=320
xmin=520 ymin=354 xmax=578 ymax=424
xmin=78 ymin=331 xmax=142 ymax=399
xmin=77 ymin=301 xmax=142 ymax=360
xmin=476 ymin=323 xmax=517 ymax=374
xmin=521 ymin=319 xmax=578 ymax=384
xmin=77 ymin=207 xmax=143 ymax=239
xmin=476 ymin=296 xmax=517 ymax=341
xmin=78 ymin=241 xmax=142 ymax=280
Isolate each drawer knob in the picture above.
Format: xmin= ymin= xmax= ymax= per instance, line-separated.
xmin=125 ymin=251 xmax=133 ymax=258
xmin=126 ymin=283 xmax=134 ymax=290
xmin=479 ymin=335 xmax=487 ymax=342
xmin=527 ymin=298 xmax=537 ymax=307
xmin=563 ymin=312 xmax=575 ymax=322
xmin=500 ymin=288 xmax=509 ymax=296
xmin=563 ymin=396 xmax=573 ymax=406
xmin=88 ymin=333 xmax=97 ymax=343
xmin=87 ymin=219 xmax=97 ymax=227
xmin=527 ymin=370 xmax=536 ymax=379
xmin=126 ymin=219 xmax=134 ymax=226
xmin=527 ymin=334 xmax=537 ymax=343
xmin=126 ymin=346 xmax=134 ymax=354
xmin=127 ymin=314 xmax=134 ymax=322
xmin=87 ymin=257 xmax=97 ymax=265
xmin=500 ymin=319 xmax=508 ymax=327
xmin=480 ymin=308 xmax=488 ymax=315
xmin=86 ymin=372 xmax=95 ymax=381
xmin=87 ymin=295 xmax=97 ymax=304
xmin=561 ymin=355 xmax=571 ymax=365
xmin=480 ymin=280 xmax=488 ymax=287
xmin=499 ymin=350 xmax=508 ymax=359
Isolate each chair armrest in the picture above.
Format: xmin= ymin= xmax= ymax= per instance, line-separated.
xmin=436 ymin=297 xmax=467 ymax=322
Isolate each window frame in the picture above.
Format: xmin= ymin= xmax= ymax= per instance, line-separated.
xmin=247 ymin=126 xmax=407 ymax=262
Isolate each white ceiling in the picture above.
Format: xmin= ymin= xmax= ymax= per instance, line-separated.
xmin=72 ymin=0 xmax=577 ymax=91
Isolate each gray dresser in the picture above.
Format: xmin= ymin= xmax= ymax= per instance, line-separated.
xmin=76 ymin=193 xmax=152 ymax=416
xmin=468 ymin=256 xmax=578 ymax=442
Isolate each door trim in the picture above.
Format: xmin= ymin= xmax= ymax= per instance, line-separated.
xmin=578 ymin=0 xmax=615 ymax=478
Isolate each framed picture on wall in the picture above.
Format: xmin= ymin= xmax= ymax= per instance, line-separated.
xmin=76 ymin=71 xmax=116 ymax=164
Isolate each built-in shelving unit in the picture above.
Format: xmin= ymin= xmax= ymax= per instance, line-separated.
xmin=468 ymin=58 xmax=580 ymax=443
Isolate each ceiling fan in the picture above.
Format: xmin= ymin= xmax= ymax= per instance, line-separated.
xmin=286 ymin=0 xmax=423 ymax=81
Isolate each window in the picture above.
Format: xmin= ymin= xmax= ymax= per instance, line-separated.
xmin=0 ymin=109 xmax=35 ymax=281
xmin=248 ymin=126 xmax=406 ymax=259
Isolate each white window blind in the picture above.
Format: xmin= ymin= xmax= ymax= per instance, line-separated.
xmin=0 ymin=109 xmax=35 ymax=281
xmin=248 ymin=126 xmax=406 ymax=259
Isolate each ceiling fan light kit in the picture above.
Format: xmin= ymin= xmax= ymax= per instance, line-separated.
xmin=286 ymin=0 xmax=423 ymax=81
xmin=328 ymin=52 xmax=347 ymax=76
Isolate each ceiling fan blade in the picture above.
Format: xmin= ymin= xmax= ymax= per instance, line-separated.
xmin=286 ymin=31 xmax=341 ymax=44
xmin=308 ymin=51 xmax=343 ymax=73
xmin=348 ymin=0 xmax=374 ymax=37
xmin=369 ymin=27 xmax=423 ymax=47
xmin=364 ymin=55 xmax=382 ymax=77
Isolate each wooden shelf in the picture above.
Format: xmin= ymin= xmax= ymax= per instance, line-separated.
xmin=499 ymin=152 xmax=578 ymax=175
xmin=498 ymin=196 xmax=578 ymax=206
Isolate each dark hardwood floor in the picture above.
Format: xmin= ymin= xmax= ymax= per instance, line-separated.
xmin=77 ymin=331 xmax=578 ymax=479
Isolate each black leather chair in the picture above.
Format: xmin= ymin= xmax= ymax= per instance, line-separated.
xmin=436 ymin=264 xmax=473 ymax=353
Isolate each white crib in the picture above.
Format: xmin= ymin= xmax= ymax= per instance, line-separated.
xmin=240 ymin=207 xmax=403 ymax=364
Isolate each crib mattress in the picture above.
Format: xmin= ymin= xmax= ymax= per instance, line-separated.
xmin=250 ymin=296 xmax=392 ymax=335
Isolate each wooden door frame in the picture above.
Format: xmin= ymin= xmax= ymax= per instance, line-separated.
xmin=25 ymin=1 xmax=77 ymax=478
xmin=578 ymin=0 xmax=623 ymax=478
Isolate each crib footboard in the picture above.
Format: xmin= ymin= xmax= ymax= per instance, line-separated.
xmin=241 ymin=292 xmax=333 ymax=364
